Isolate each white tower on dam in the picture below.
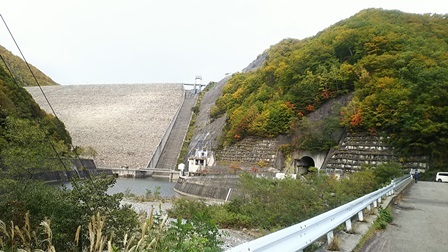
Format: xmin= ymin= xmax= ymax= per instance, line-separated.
xmin=193 ymin=75 xmax=202 ymax=93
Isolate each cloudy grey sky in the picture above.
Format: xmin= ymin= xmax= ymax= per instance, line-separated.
xmin=1 ymin=0 xmax=447 ymax=85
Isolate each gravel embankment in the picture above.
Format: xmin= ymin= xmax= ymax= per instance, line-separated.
xmin=26 ymin=84 xmax=184 ymax=169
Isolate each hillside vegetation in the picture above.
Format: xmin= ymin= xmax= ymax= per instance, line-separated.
xmin=0 ymin=45 xmax=58 ymax=86
xmin=0 ymin=63 xmax=143 ymax=252
xmin=212 ymin=9 xmax=448 ymax=167
xmin=0 ymin=65 xmax=71 ymax=181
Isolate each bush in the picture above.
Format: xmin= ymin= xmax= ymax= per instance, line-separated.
xmin=168 ymin=198 xmax=209 ymax=219
xmin=0 ymin=175 xmax=138 ymax=251
xmin=373 ymin=162 xmax=404 ymax=186
xmin=419 ymin=170 xmax=439 ymax=181
xmin=171 ymin=169 xmax=398 ymax=234
xmin=1 ymin=209 xmax=223 ymax=252
xmin=374 ymin=207 xmax=393 ymax=230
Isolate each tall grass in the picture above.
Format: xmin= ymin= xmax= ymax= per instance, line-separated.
xmin=0 ymin=211 xmax=55 ymax=252
xmin=1 ymin=205 xmax=221 ymax=252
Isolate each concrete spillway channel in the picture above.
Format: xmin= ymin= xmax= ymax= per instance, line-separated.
xmin=153 ymin=91 xmax=198 ymax=175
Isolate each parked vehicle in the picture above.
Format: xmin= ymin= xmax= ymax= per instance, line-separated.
xmin=435 ymin=172 xmax=448 ymax=182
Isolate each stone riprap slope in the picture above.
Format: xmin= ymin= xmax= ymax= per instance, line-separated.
xmin=26 ymin=84 xmax=184 ymax=169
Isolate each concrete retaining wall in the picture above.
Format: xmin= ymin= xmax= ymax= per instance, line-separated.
xmin=325 ymin=132 xmax=428 ymax=172
xmin=216 ymin=137 xmax=286 ymax=169
xmin=174 ymin=175 xmax=240 ymax=201
xmin=37 ymin=168 xmax=111 ymax=182
xmin=176 ymin=132 xmax=428 ymax=200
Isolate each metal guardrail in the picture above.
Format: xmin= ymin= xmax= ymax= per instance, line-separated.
xmin=226 ymin=175 xmax=412 ymax=252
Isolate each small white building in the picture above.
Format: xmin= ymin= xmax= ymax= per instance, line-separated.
xmin=187 ymin=149 xmax=215 ymax=175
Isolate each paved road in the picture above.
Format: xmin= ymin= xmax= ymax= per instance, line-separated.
xmin=359 ymin=181 xmax=448 ymax=252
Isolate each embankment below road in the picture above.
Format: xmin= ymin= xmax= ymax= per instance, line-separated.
xmin=174 ymin=175 xmax=241 ymax=201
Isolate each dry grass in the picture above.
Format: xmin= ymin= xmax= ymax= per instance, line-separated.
xmin=327 ymin=236 xmax=340 ymax=251
xmin=1 ymin=208 xmax=170 ymax=252
xmin=0 ymin=211 xmax=55 ymax=252
xmin=79 ymin=208 xmax=169 ymax=252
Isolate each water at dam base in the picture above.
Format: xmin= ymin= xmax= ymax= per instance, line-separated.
xmin=54 ymin=177 xmax=177 ymax=198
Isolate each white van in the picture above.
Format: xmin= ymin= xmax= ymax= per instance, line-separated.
xmin=435 ymin=172 xmax=448 ymax=182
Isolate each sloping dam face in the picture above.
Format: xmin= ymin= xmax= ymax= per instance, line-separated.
xmin=26 ymin=84 xmax=184 ymax=169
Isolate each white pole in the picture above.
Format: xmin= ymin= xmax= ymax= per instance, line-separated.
xmin=225 ymin=188 xmax=232 ymax=202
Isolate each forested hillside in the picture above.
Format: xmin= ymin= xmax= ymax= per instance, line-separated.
xmin=212 ymin=9 xmax=448 ymax=167
xmin=0 ymin=45 xmax=58 ymax=86
xmin=0 ymin=64 xmax=71 ymax=181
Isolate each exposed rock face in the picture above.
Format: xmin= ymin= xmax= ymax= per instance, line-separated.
xmin=26 ymin=84 xmax=184 ymax=169
xmin=241 ymin=51 xmax=268 ymax=73
xmin=186 ymin=52 xmax=268 ymax=161
xmin=187 ymin=75 xmax=231 ymax=156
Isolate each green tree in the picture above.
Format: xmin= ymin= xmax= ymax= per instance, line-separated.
xmin=373 ymin=162 xmax=404 ymax=186
xmin=65 ymin=175 xmax=139 ymax=246
xmin=1 ymin=116 xmax=70 ymax=180
xmin=0 ymin=175 xmax=139 ymax=251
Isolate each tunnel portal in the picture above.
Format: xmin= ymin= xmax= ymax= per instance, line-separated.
xmin=295 ymin=156 xmax=316 ymax=174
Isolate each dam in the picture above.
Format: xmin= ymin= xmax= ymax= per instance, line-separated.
xmin=26 ymin=83 xmax=185 ymax=170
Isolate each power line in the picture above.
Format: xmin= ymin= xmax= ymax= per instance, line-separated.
xmin=0 ymin=13 xmax=84 ymax=181
xmin=0 ymin=14 xmax=118 ymax=222
xmin=0 ymin=52 xmax=83 ymax=186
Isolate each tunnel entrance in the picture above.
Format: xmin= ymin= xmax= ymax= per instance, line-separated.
xmin=295 ymin=156 xmax=316 ymax=174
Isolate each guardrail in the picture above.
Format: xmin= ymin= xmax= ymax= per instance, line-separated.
xmin=226 ymin=175 xmax=412 ymax=252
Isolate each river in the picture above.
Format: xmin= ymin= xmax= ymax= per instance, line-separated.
xmin=55 ymin=177 xmax=177 ymax=198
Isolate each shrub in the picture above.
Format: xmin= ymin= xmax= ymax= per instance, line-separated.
xmin=0 ymin=175 xmax=139 ymax=251
xmin=374 ymin=207 xmax=393 ymax=230
xmin=373 ymin=162 xmax=404 ymax=186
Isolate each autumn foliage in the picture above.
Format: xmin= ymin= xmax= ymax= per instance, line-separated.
xmin=211 ymin=9 xmax=448 ymax=167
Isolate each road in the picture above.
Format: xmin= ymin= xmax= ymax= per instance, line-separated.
xmin=359 ymin=181 xmax=448 ymax=252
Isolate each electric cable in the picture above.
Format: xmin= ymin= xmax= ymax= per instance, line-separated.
xmin=0 ymin=13 xmax=85 ymax=182
xmin=0 ymin=14 xmax=118 ymax=224
xmin=2 ymin=13 xmax=99 ymax=183
xmin=0 ymin=53 xmax=85 ymax=189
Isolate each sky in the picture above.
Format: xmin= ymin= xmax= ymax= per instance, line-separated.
xmin=1 ymin=0 xmax=447 ymax=85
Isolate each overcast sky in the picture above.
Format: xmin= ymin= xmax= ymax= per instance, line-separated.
xmin=1 ymin=0 xmax=447 ymax=85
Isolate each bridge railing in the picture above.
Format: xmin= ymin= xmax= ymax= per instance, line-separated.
xmin=226 ymin=174 xmax=412 ymax=252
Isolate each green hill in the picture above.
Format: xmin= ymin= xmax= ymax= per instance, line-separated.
xmin=0 ymin=63 xmax=71 ymax=179
xmin=0 ymin=45 xmax=58 ymax=86
xmin=212 ymin=9 xmax=448 ymax=167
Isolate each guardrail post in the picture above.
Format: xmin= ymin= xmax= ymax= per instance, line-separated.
xmin=358 ymin=211 xmax=364 ymax=222
xmin=327 ymin=231 xmax=334 ymax=246
xmin=391 ymin=179 xmax=395 ymax=195
xmin=373 ymin=200 xmax=378 ymax=208
xmin=345 ymin=219 xmax=352 ymax=232
xmin=367 ymin=204 xmax=371 ymax=211
xmin=378 ymin=197 xmax=382 ymax=204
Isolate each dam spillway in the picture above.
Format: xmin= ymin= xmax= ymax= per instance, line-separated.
xmin=26 ymin=84 xmax=184 ymax=169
